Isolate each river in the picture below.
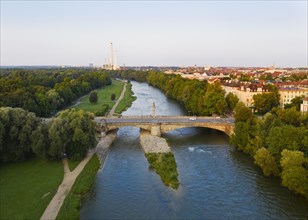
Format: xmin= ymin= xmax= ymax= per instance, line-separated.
xmin=81 ymin=81 xmax=308 ymax=219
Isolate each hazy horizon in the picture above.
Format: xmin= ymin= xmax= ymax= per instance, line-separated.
xmin=1 ymin=1 xmax=307 ymax=67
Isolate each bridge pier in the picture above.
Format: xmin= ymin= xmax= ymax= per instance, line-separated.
xmin=151 ymin=124 xmax=161 ymax=137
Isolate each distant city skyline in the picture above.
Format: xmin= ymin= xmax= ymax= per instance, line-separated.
xmin=1 ymin=1 xmax=307 ymax=67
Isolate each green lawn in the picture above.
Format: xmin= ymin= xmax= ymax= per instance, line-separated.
xmin=115 ymin=82 xmax=137 ymax=114
xmin=56 ymin=155 xmax=100 ymax=220
xmin=68 ymin=159 xmax=81 ymax=172
xmin=0 ymin=159 xmax=64 ymax=220
xmin=73 ymin=80 xmax=124 ymax=114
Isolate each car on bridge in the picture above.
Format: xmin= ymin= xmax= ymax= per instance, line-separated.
xmin=189 ymin=117 xmax=197 ymax=121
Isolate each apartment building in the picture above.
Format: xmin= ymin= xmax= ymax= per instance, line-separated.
xmin=300 ymin=97 xmax=308 ymax=113
xmin=223 ymin=84 xmax=267 ymax=107
xmin=278 ymin=87 xmax=308 ymax=108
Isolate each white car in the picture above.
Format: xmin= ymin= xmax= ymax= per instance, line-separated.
xmin=189 ymin=117 xmax=197 ymax=121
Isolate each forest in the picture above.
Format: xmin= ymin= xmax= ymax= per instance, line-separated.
xmin=0 ymin=68 xmax=112 ymax=163
xmin=0 ymin=68 xmax=111 ymax=117
xmin=231 ymin=103 xmax=308 ymax=199
xmin=0 ymin=107 xmax=97 ymax=163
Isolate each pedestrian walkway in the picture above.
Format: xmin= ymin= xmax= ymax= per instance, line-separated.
xmin=108 ymin=83 xmax=127 ymax=116
xmin=40 ymin=153 xmax=93 ymax=220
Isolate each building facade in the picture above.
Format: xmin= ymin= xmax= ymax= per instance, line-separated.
xmin=300 ymin=97 xmax=308 ymax=113
xmin=223 ymin=84 xmax=267 ymax=108
xmin=278 ymin=87 xmax=308 ymax=108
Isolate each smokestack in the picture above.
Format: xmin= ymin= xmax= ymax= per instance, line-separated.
xmin=114 ymin=49 xmax=118 ymax=70
xmin=110 ymin=42 xmax=114 ymax=69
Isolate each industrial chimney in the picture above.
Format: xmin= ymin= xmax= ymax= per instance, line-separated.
xmin=110 ymin=42 xmax=114 ymax=69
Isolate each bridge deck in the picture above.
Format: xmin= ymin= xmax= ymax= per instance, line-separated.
xmin=95 ymin=116 xmax=234 ymax=125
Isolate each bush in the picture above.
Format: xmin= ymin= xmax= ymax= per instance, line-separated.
xmin=111 ymin=93 xmax=116 ymax=101
xmin=95 ymin=104 xmax=109 ymax=116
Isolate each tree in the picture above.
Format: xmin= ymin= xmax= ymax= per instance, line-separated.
xmin=266 ymin=125 xmax=307 ymax=157
xmin=215 ymin=99 xmax=228 ymax=116
xmin=111 ymin=93 xmax=116 ymax=101
xmin=277 ymin=107 xmax=301 ymax=127
xmin=89 ymin=90 xmax=98 ymax=104
xmin=225 ymin=93 xmax=239 ymax=111
xmin=95 ymin=104 xmax=109 ymax=116
xmin=0 ymin=107 xmax=41 ymax=163
xmin=230 ymin=121 xmax=251 ymax=153
xmin=0 ymin=69 xmax=111 ymax=117
xmin=280 ymin=150 xmax=308 ymax=198
xmin=203 ymin=82 xmax=226 ymax=116
xmin=254 ymin=147 xmax=279 ymax=176
xmin=30 ymin=123 xmax=50 ymax=159
xmin=48 ymin=109 xmax=97 ymax=160
xmin=233 ymin=102 xmax=253 ymax=122
xmin=253 ymin=92 xmax=279 ymax=114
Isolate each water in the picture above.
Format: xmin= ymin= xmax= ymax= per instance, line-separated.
xmin=81 ymin=81 xmax=308 ymax=219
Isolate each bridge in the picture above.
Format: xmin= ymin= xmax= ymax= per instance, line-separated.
xmin=95 ymin=116 xmax=235 ymax=137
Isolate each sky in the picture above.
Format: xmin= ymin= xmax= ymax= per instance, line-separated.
xmin=0 ymin=1 xmax=307 ymax=67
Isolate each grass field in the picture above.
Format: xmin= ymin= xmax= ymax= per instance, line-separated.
xmin=0 ymin=159 xmax=64 ymax=220
xmin=115 ymin=82 xmax=137 ymax=114
xmin=56 ymin=155 xmax=100 ymax=220
xmin=73 ymin=80 xmax=124 ymax=114
xmin=68 ymin=159 xmax=81 ymax=172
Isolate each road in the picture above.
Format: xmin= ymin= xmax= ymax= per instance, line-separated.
xmin=95 ymin=116 xmax=234 ymax=125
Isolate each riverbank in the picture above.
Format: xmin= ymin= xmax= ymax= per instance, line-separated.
xmin=56 ymin=155 xmax=100 ymax=220
xmin=40 ymin=152 xmax=95 ymax=220
xmin=108 ymin=83 xmax=127 ymax=116
xmin=53 ymin=132 xmax=116 ymax=220
xmin=72 ymin=80 xmax=136 ymax=117
xmin=72 ymin=80 xmax=124 ymax=114
xmin=115 ymin=82 xmax=137 ymax=115
xmin=44 ymin=81 xmax=131 ymax=219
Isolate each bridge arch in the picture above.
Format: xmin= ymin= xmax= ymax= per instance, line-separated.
xmin=160 ymin=123 xmax=234 ymax=137
xmin=105 ymin=124 xmax=152 ymax=133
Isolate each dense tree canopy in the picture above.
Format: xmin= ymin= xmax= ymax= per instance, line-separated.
xmin=0 ymin=107 xmax=41 ymax=163
xmin=225 ymin=93 xmax=239 ymax=111
xmin=280 ymin=150 xmax=308 ymax=198
xmin=0 ymin=107 xmax=97 ymax=163
xmin=253 ymin=92 xmax=279 ymax=114
xmin=233 ymin=102 xmax=253 ymax=122
xmin=254 ymin=147 xmax=279 ymax=176
xmin=0 ymin=68 xmax=111 ymax=117
xmin=48 ymin=109 xmax=97 ymax=160
xmin=231 ymin=103 xmax=308 ymax=199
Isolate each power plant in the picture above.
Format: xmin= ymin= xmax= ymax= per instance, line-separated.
xmin=103 ymin=42 xmax=119 ymax=70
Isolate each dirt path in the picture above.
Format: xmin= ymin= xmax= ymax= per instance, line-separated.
xmin=40 ymin=153 xmax=94 ymax=220
xmin=108 ymin=83 xmax=127 ymax=117
xmin=41 ymin=82 xmax=127 ymax=220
